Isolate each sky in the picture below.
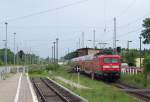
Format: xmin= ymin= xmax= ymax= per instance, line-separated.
xmin=0 ymin=0 xmax=150 ymax=58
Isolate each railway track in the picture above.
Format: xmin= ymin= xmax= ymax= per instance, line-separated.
xmin=31 ymin=78 xmax=84 ymax=102
xmin=112 ymin=82 xmax=150 ymax=102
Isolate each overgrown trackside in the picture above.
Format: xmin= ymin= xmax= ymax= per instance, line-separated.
xmin=29 ymin=64 xmax=136 ymax=102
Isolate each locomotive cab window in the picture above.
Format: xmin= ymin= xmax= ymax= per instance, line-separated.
xmin=104 ymin=58 xmax=119 ymax=63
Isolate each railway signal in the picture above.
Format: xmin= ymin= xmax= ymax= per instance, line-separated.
xmin=117 ymin=47 xmax=121 ymax=54
xmin=18 ymin=50 xmax=25 ymax=60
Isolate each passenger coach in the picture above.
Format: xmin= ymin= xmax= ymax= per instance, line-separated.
xmin=72 ymin=54 xmax=121 ymax=80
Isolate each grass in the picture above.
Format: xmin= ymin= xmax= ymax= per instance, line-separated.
xmin=121 ymin=73 xmax=150 ymax=88
xmin=28 ymin=64 xmax=60 ymax=77
xmin=6 ymin=73 xmax=15 ymax=78
xmin=29 ymin=65 xmax=137 ymax=102
xmin=28 ymin=65 xmax=49 ymax=77
xmin=50 ymin=66 xmax=136 ymax=102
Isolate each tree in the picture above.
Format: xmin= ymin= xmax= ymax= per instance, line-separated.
xmin=143 ymin=55 xmax=150 ymax=87
xmin=64 ymin=51 xmax=78 ymax=60
xmin=124 ymin=50 xmax=138 ymax=66
xmin=0 ymin=59 xmax=3 ymax=66
xmin=141 ymin=18 xmax=150 ymax=44
xmin=0 ymin=49 xmax=14 ymax=65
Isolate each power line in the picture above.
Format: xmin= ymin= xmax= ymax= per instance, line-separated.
xmin=116 ymin=0 xmax=137 ymax=18
xmin=104 ymin=27 xmax=142 ymax=43
xmin=102 ymin=0 xmax=137 ymax=23
xmin=117 ymin=28 xmax=142 ymax=38
xmin=1 ymin=25 xmax=105 ymax=29
xmin=102 ymin=0 xmax=148 ymax=32
xmin=1 ymin=0 xmax=89 ymax=23
xmin=117 ymin=12 xmax=150 ymax=28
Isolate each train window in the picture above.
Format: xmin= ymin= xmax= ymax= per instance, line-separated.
xmin=104 ymin=58 xmax=119 ymax=63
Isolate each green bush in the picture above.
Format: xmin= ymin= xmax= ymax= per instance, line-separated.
xmin=0 ymin=60 xmax=3 ymax=66
xmin=46 ymin=64 xmax=60 ymax=71
xmin=143 ymin=54 xmax=150 ymax=87
xmin=28 ymin=65 xmax=46 ymax=74
xmin=123 ymin=50 xmax=138 ymax=66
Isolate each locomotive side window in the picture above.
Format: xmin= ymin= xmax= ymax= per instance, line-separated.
xmin=104 ymin=58 xmax=119 ymax=63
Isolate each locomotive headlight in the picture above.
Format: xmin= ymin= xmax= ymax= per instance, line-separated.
xmin=103 ymin=66 xmax=110 ymax=68
xmin=112 ymin=66 xmax=119 ymax=68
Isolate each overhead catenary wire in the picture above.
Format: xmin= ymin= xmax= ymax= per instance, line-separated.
xmin=0 ymin=0 xmax=89 ymax=23
xmin=0 ymin=0 xmax=142 ymax=28
xmin=104 ymin=27 xmax=143 ymax=43
xmin=0 ymin=0 xmax=147 ymax=32
xmin=101 ymin=0 xmax=148 ymax=32
xmin=0 ymin=0 xmax=149 ymax=54
xmin=116 ymin=0 xmax=137 ymax=19
xmin=101 ymin=0 xmax=138 ymax=23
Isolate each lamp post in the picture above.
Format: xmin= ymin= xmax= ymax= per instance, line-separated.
xmin=14 ymin=33 xmax=16 ymax=66
xmin=5 ymin=22 xmax=8 ymax=66
xmin=53 ymin=42 xmax=56 ymax=63
xmin=82 ymin=32 xmax=84 ymax=48
xmin=52 ymin=46 xmax=54 ymax=63
xmin=3 ymin=40 xmax=6 ymax=61
xmin=113 ymin=17 xmax=117 ymax=53
xmin=98 ymin=43 xmax=108 ymax=49
xmin=127 ymin=40 xmax=132 ymax=51
xmin=87 ymin=40 xmax=98 ymax=48
xmin=56 ymin=38 xmax=59 ymax=64
xmin=139 ymin=36 xmax=142 ymax=69
xmin=116 ymin=40 xmax=119 ymax=47
xmin=93 ymin=29 xmax=96 ymax=49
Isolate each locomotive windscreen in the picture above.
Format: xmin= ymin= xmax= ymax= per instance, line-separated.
xmin=104 ymin=58 xmax=119 ymax=63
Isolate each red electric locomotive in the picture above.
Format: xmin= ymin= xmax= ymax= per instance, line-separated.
xmin=72 ymin=54 xmax=121 ymax=80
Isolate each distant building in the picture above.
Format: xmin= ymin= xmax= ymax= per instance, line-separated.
xmin=136 ymin=58 xmax=144 ymax=67
xmin=76 ymin=48 xmax=100 ymax=57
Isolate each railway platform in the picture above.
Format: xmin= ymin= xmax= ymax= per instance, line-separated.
xmin=0 ymin=73 xmax=38 ymax=102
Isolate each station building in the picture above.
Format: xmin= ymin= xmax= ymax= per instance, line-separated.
xmin=76 ymin=48 xmax=100 ymax=57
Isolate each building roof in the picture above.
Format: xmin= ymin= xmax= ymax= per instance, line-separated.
xmin=76 ymin=48 xmax=100 ymax=51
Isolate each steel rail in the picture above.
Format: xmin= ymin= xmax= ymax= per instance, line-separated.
xmin=31 ymin=78 xmax=48 ymax=102
xmin=113 ymin=82 xmax=150 ymax=101
xmin=41 ymin=78 xmax=70 ymax=102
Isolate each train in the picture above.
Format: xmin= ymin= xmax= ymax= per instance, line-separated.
xmin=71 ymin=54 xmax=121 ymax=80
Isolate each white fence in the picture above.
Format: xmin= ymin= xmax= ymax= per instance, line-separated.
xmin=0 ymin=66 xmax=26 ymax=80
xmin=121 ymin=67 xmax=143 ymax=75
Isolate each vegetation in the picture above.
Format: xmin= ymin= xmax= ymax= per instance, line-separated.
xmin=0 ymin=48 xmax=42 ymax=66
xmin=50 ymin=66 xmax=136 ymax=102
xmin=63 ymin=51 xmax=78 ymax=60
xmin=28 ymin=64 xmax=60 ymax=77
xmin=45 ymin=64 xmax=60 ymax=71
xmin=143 ymin=55 xmax=150 ymax=87
xmin=121 ymin=74 xmax=147 ymax=87
xmin=28 ymin=65 xmax=48 ymax=77
xmin=121 ymin=74 xmax=150 ymax=88
xmin=29 ymin=64 xmax=136 ymax=102
xmin=141 ymin=18 xmax=150 ymax=44
xmin=0 ymin=49 xmax=14 ymax=65
xmin=123 ymin=50 xmax=139 ymax=66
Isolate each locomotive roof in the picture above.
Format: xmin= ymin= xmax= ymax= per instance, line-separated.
xmin=72 ymin=54 xmax=121 ymax=61
xmin=98 ymin=55 xmax=121 ymax=58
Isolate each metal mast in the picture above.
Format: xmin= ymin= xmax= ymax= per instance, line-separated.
xmin=113 ymin=17 xmax=116 ymax=53
xmin=14 ymin=33 xmax=16 ymax=66
xmin=5 ymin=22 xmax=8 ymax=66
